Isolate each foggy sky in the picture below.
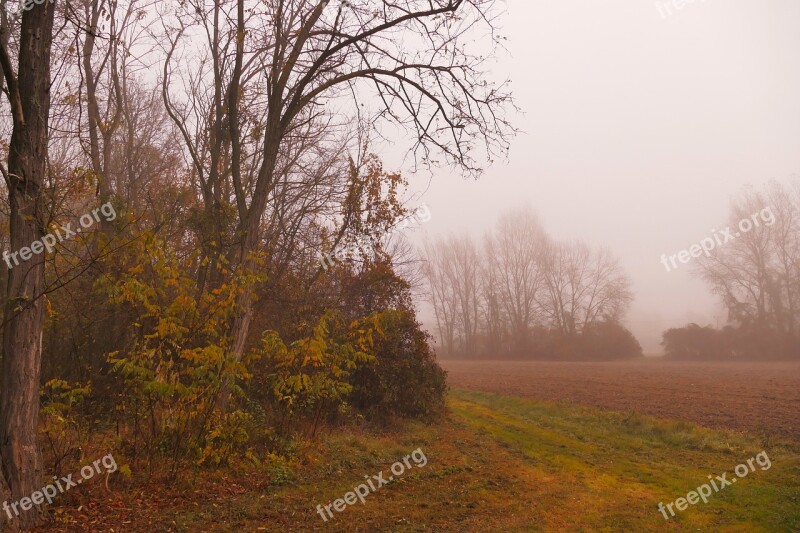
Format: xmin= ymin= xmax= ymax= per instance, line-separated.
xmin=405 ymin=0 xmax=800 ymax=353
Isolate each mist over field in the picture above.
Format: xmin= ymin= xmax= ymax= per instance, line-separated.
xmin=0 ymin=1 xmax=796 ymax=531
xmin=408 ymin=1 xmax=800 ymax=355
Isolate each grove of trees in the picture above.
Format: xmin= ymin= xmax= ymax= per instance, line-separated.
xmin=423 ymin=208 xmax=642 ymax=360
xmin=0 ymin=1 xmax=512 ymax=529
xmin=664 ymin=180 xmax=800 ymax=361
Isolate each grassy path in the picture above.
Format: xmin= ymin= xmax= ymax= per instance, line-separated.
xmin=447 ymin=390 xmax=799 ymax=532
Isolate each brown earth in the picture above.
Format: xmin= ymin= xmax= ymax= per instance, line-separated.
xmin=441 ymin=359 xmax=800 ymax=441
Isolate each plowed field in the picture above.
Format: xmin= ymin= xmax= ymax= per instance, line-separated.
xmin=442 ymin=359 xmax=800 ymax=441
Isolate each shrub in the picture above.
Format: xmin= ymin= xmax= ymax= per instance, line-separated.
xmin=350 ymin=310 xmax=447 ymax=421
xmin=99 ymin=233 xmax=262 ymax=471
xmin=258 ymin=310 xmax=378 ymax=437
xmin=662 ymin=323 xmax=799 ymax=360
xmin=40 ymin=379 xmax=92 ymax=473
xmin=578 ymin=321 xmax=643 ymax=360
xmin=662 ymin=323 xmax=725 ymax=360
xmin=525 ymin=322 xmax=642 ymax=361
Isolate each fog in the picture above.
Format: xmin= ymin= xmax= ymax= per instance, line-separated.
xmin=406 ymin=0 xmax=800 ymax=353
xmin=2 ymin=1 xmax=798 ymax=528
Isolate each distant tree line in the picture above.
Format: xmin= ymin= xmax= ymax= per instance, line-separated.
xmin=423 ymin=208 xmax=641 ymax=360
xmin=663 ymin=181 xmax=800 ymax=360
xmin=662 ymin=323 xmax=795 ymax=360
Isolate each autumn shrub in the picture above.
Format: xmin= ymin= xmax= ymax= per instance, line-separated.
xmin=98 ymin=233 xmax=262 ymax=471
xmin=257 ymin=310 xmax=380 ymax=437
xmin=350 ymin=309 xmax=447 ymax=421
xmin=40 ymin=379 xmax=92 ymax=474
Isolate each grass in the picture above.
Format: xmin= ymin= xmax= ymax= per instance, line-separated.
xmin=447 ymin=390 xmax=800 ymax=532
xmin=48 ymin=390 xmax=800 ymax=532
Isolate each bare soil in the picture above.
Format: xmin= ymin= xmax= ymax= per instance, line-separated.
xmin=441 ymin=359 xmax=800 ymax=441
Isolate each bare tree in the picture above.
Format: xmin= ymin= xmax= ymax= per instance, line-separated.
xmin=77 ymin=0 xmax=124 ymax=196
xmin=486 ymin=208 xmax=549 ymax=353
xmin=696 ymin=182 xmax=799 ymax=356
xmin=480 ymin=233 xmax=505 ymax=355
xmin=543 ymin=241 xmax=633 ymax=336
xmin=432 ymin=235 xmax=481 ymax=357
xmin=423 ymin=239 xmax=458 ymax=357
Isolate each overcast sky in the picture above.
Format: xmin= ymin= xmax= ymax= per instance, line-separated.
xmin=403 ymin=0 xmax=800 ymax=353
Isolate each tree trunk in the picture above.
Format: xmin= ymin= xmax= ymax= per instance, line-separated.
xmin=0 ymin=1 xmax=55 ymax=530
xmin=218 ymin=141 xmax=279 ymax=408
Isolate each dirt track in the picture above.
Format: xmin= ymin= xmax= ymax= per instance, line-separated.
xmin=442 ymin=359 xmax=800 ymax=441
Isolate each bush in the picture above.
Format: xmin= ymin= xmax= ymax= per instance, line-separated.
xmin=578 ymin=321 xmax=643 ymax=360
xmin=662 ymin=323 xmax=799 ymax=360
xmin=258 ymin=307 xmax=447 ymax=432
xmin=662 ymin=323 xmax=726 ymax=360
xmin=523 ymin=322 xmax=642 ymax=361
xmin=258 ymin=310 xmax=378 ymax=437
xmin=99 ymin=233 xmax=262 ymax=470
xmin=350 ymin=310 xmax=447 ymax=421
